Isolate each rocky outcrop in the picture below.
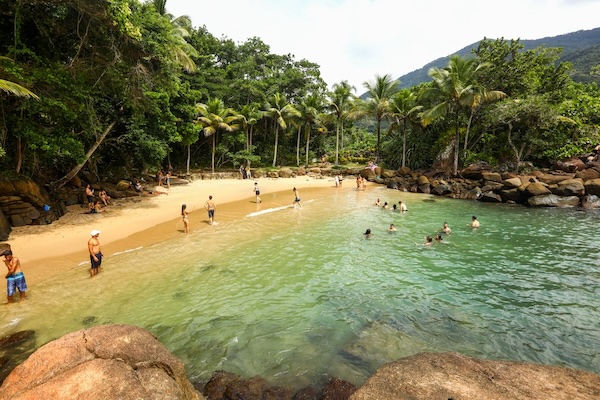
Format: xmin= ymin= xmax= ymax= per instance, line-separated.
xmin=0 ymin=179 xmax=59 ymax=228
xmin=350 ymin=352 xmax=600 ymax=400
xmin=528 ymin=194 xmax=580 ymax=207
xmin=0 ymin=324 xmax=203 ymax=400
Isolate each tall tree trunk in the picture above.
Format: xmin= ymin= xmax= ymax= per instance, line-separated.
xmin=463 ymin=108 xmax=476 ymax=162
xmin=15 ymin=135 xmax=22 ymax=174
xmin=453 ymin=111 xmax=460 ymax=176
xmin=341 ymin=118 xmax=345 ymax=152
xmin=296 ymin=124 xmax=301 ymax=166
xmin=211 ymin=133 xmax=216 ymax=174
xmin=272 ymin=126 xmax=279 ymax=168
xmin=305 ymin=124 xmax=311 ymax=167
xmin=375 ymin=119 xmax=381 ymax=164
xmin=186 ymin=144 xmax=191 ymax=175
xmin=401 ymin=119 xmax=407 ymax=168
xmin=50 ymin=120 xmax=116 ymax=190
xmin=335 ymin=119 xmax=340 ymax=166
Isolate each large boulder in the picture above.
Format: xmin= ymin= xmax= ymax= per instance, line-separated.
xmin=460 ymin=162 xmax=492 ymax=180
xmin=582 ymin=194 xmax=600 ymax=209
xmin=554 ymin=157 xmax=586 ymax=172
xmin=278 ymin=168 xmax=294 ymax=178
xmin=350 ymin=352 xmax=600 ymax=400
xmin=528 ymin=194 xmax=580 ymax=207
xmin=536 ymin=173 xmax=575 ymax=185
xmin=502 ymin=177 xmax=523 ymax=189
xmin=575 ymin=168 xmax=600 ymax=181
xmin=522 ymin=182 xmax=551 ymax=197
xmin=481 ymin=171 xmax=502 ymax=182
xmin=0 ymin=207 xmax=11 ymax=241
xmin=584 ymin=178 xmax=600 ymax=196
xmin=0 ymin=324 xmax=203 ymax=400
xmin=553 ymin=178 xmax=585 ymax=197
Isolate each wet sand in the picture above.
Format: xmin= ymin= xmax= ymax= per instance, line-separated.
xmin=3 ymin=177 xmax=343 ymax=287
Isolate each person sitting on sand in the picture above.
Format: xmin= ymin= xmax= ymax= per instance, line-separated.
xmin=90 ymin=200 xmax=105 ymax=213
xmin=98 ymin=189 xmax=110 ymax=206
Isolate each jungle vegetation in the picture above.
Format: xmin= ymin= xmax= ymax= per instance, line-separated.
xmin=0 ymin=0 xmax=599 ymax=187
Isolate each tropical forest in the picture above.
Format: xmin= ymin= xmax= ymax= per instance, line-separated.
xmin=1 ymin=0 xmax=600 ymax=187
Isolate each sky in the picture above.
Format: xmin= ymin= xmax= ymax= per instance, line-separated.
xmin=166 ymin=0 xmax=600 ymax=91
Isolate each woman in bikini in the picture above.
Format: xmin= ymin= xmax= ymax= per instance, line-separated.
xmin=181 ymin=204 xmax=190 ymax=233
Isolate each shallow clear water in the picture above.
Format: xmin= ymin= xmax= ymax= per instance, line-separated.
xmin=1 ymin=186 xmax=599 ymax=390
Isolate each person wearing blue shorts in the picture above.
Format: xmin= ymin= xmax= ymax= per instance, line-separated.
xmin=3 ymin=250 xmax=27 ymax=303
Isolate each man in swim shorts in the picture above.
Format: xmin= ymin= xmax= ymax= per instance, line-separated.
xmin=292 ymin=187 xmax=302 ymax=208
xmin=3 ymin=250 xmax=27 ymax=303
xmin=205 ymin=195 xmax=216 ymax=225
xmin=254 ymin=182 xmax=262 ymax=203
xmin=88 ymin=230 xmax=103 ymax=277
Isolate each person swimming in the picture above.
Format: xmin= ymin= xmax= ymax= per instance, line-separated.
xmin=388 ymin=224 xmax=397 ymax=232
xmin=364 ymin=228 xmax=372 ymax=239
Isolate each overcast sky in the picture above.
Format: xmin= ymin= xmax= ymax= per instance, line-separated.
xmin=166 ymin=0 xmax=600 ymax=91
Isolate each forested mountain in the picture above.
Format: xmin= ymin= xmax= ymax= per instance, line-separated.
xmin=398 ymin=27 xmax=600 ymax=88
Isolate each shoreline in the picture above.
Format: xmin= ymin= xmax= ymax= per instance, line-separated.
xmin=2 ymin=177 xmax=338 ymax=287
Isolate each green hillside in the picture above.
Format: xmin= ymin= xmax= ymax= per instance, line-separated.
xmin=398 ymin=27 xmax=600 ymax=88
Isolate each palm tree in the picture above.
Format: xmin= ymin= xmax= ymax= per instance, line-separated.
xmin=295 ymin=95 xmax=322 ymax=166
xmin=264 ymin=93 xmax=300 ymax=167
xmin=388 ymin=90 xmax=422 ymax=168
xmin=356 ymin=74 xmax=400 ymax=164
xmin=0 ymin=57 xmax=39 ymax=99
xmin=152 ymin=0 xmax=198 ymax=73
xmin=196 ymin=99 xmax=239 ymax=173
xmin=328 ymin=81 xmax=355 ymax=165
xmin=421 ymin=55 xmax=501 ymax=175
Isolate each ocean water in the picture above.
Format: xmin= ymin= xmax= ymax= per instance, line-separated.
xmin=1 ymin=186 xmax=599 ymax=390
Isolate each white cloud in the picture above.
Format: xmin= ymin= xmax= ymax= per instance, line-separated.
xmin=166 ymin=0 xmax=600 ymax=91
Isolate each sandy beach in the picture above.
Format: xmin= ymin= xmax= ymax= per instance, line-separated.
xmin=3 ymin=176 xmax=338 ymax=287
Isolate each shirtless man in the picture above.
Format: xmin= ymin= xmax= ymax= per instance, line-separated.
xmin=88 ymin=230 xmax=103 ymax=277
xmin=3 ymin=250 xmax=27 ymax=303
xmin=85 ymin=184 xmax=95 ymax=210
xmin=253 ymin=182 xmax=262 ymax=203
xmin=441 ymin=222 xmax=452 ymax=234
xmin=292 ymin=188 xmax=302 ymax=209
xmin=399 ymin=201 xmax=407 ymax=212
xmin=205 ymin=195 xmax=216 ymax=225
xmin=470 ymin=215 xmax=480 ymax=228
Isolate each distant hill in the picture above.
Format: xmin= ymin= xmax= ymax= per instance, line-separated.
xmin=396 ymin=27 xmax=600 ymax=89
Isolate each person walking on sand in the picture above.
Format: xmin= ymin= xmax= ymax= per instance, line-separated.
xmin=253 ymin=182 xmax=262 ymax=203
xmin=205 ymin=195 xmax=216 ymax=225
xmin=88 ymin=230 xmax=103 ymax=278
xmin=292 ymin=187 xmax=302 ymax=208
xmin=3 ymin=250 xmax=28 ymax=303
xmin=181 ymin=204 xmax=190 ymax=233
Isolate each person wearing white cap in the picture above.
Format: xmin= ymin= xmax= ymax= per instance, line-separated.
xmin=88 ymin=230 xmax=103 ymax=277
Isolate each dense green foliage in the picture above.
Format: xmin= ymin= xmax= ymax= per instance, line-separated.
xmin=0 ymin=1 xmax=598 ymax=183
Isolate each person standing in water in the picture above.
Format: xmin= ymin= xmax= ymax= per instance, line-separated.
xmin=3 ymin=250 xmax=27 ymax=303
xmin=399 ymin=201 xmax=407 ymax=212
xmin=253 ymin=182 xmax=262 ymax=203
xmin=292 ymin=187 xmax=302 ymax=208
xmin=469 ymin=215 xmax=480 ymax=228
xmin=205 ymin=195 xmax=216 ymax=225
xmin=181 ymin=204 xmax=190 ymax=233
xmin=88 ymin=230 xmax=103 ymax=277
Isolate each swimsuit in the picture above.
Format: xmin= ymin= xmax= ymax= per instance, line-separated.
xmin=7 ymin=272 xmax=27 ymax=296
xmin=208 ymin=209 xmax=215 ymax=218
xmin=90 ymin=253 xmax=102 ymax=269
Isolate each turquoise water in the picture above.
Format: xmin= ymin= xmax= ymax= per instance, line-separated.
xmin=1 ymin=186 xmax=599 ymax=390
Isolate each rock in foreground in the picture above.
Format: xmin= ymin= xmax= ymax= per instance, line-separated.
xmin=350 ymin=352 xmax=600 ymax=400
xmin=0 ymin=324 xmax=203 ymax=400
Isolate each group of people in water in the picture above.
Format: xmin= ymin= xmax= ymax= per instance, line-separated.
xmin=365 ymin=198 xmax=481 ymax=246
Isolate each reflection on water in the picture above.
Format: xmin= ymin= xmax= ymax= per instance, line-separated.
xmin=1 ymin=187 xmax=599 ymax=390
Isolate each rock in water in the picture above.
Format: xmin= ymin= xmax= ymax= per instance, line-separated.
xmin=0 ymin=324 xmax=204 ymax=400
